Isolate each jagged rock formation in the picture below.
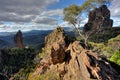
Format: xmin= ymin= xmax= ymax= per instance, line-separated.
xmin=84 ymin=5 xmax=113 ymax=32
xmin=44 ymin=27 xmax=70 ymax=64
xmin=14 ymin=30 xmax=24 ymax=48
xmin=63 ymin=41 xmax=119 ymax=80
xmin=29 ymin=27 xmax=120 ymax=80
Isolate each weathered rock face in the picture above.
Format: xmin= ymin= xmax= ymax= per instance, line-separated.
xmin=14 ymin=30 xmax=24 ymax=48
xmin=51 ymin=45 xmax=66 ymax=64
xmin=30 ymin=27 xmax=120 ymax=80
xmin=63 ymin=41 xmax=119 ymax=80
xmin=84 ymin=5 xmax=113 ymax=32
xmin=44 ymin=27 xmax=70 ymax=64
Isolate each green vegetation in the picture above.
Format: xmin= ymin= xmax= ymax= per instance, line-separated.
xmin=0 ymin=48 xmax=37 ymax=79
xmin=109 ymin=50 xmax=120 ymax=73
xmin=108 ymin=34 xmax=120 ymax=52
xmin=38 ymin=48 xmax=45 ymax=59
xmin=0 ymin=0 xmax=119 ymax=79
xmin=27 ymin=47 xmax=61 ymax=80
xmin=89 ymin=34 xmax=120 ymax=58
xmin=63 ymin=0 xmax=112 ymax=48
xmin=64 ymin=0 xmax=111 ymax=25
xmin=110 ymin=50 xmax=120 ymax=66
xmin=64 ymin=0 xmax=114 ymax=46
xmin=89 ymin=42 xmax=112 ymax=58
xmin=89 ymin=27 xmax=120 ymax=42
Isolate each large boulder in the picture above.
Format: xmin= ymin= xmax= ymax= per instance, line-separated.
xmin=14 ymin=30 xmax=24 ymax=48
xmin=84 ymin=5 xmax=113 ymax=32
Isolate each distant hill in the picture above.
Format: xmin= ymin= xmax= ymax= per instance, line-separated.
xmin=0 ymin=30 xmax=52 ymax=48
xmin=0 ymin=39 xmax=12 ymax=48
xmin=23 ymin=30 xmax=53 ymax=48
xmin=0 ymin=27 xmax=74 ymax=48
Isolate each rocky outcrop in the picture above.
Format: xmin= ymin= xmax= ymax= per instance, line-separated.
xmin=63 ymin=41 xmax=119 ymax=80
xmin=84 ymin=5 xmax=113 ymax=32
xmin=29 ymin=27 xmax=120 ymax=80
xmin=43 ymin=27 xmax=70 ymax=64
xmin=48 ymin=41 xmax=119 ymax=80
xmin=14 ymin=30 xmax=24 ymax=48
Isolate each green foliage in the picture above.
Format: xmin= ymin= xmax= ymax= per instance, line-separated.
xmin=0 ymin=48 xmax=37 ymax=79
xmin=108 ymin=34 xmax=120 ymax=52
xmin=64 ymin=0 xmax=112 ymax=25
xmin=89 ymin=42 xmax=105 ymax=52
xmin=89 ymin=42 xmax=112 ymax=58
xmin=39 ymin=48 xmax=45 ymax=59
xmin=28 ymin=70 xmax=60 ymax=80
xmin=110 ymin=50 xmax=120 ymax=66
xmin=63 ymin=0 xmax=97 ymax=25
xmin=89 ymin=27 xmax=120 ymax=43
xmin=63 ymin=0 xmax=112 ymax=48
xmin=89 ymin=34 xmax=120 ymax=58
xmin=64 ymin=4 xmax=81 ymax=23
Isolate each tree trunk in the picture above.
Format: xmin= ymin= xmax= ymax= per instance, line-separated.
xmin=84 ymin=38 xmax=88 ymax=49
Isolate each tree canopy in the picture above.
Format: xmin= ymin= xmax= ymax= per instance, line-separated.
xmin=64 ymin=0 xmax=112 ymax=25
xmin=63 ymin=0 xmax=112 ymax=48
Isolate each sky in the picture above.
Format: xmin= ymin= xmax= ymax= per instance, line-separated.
xmin=0 ymin=0 xmax=120 ymax=32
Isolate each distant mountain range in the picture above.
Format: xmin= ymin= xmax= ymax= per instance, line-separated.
xmin=0 ymin=27 xmax=75 ymax=48
xmin=0 ymin=30 xmax=52 ymax=48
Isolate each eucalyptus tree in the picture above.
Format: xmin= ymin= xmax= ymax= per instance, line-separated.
xmin=63 ymin=0 xmax=112 ymax=48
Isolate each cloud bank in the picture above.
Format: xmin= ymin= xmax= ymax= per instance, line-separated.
xmin=109 ymin=0 xmax=120 ymax=26
xmin=0 ymin=0 xmax=63 ymax=32
xmin=0 ymin=0 xmax=120 ymax=32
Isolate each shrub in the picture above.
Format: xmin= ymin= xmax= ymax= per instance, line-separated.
xmin=108 ymin=35 xmax=120 ymax=53
xmin=39 ymin=48 xmax=45 ymax=59
xmin=89 ymin=42 xmax=105 ymax=53
xmin=110 ymin=50 xmax=120 ymax=66
xmin=89 ymin=35 xmax=120 ymax=58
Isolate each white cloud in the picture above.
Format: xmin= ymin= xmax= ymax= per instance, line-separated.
xmin=59 ymin=21 xmax=71 ymax=27
xmin=0 ymin=24 xmax=57 ymax=32
xmin=0 ymin=0 xmax=59 ymax=23
xmin=0 ymin=0 xmax=62 ymax=32
xmin=80 ymin=18 xmax=88 ymax=27
xmin=59 ymin=17 xmax=88 ymax=28
xmin=109 ymin=0 xmax=120 ymax=26
xmin=111 ymin=17 xmax=120 ymax=26
xmin=33 ymin=16 xmax=57 ymax=25
xmin=41 ymin=9 xmax=63 ymax=17
xmin=109 ymin=0 xmax=120 ymax=17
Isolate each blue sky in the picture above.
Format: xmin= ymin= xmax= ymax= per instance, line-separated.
xmin=47 ymin=0 xmax=84 ymax=9
xmin=0 ymin=0 xmax=120 ymax=32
